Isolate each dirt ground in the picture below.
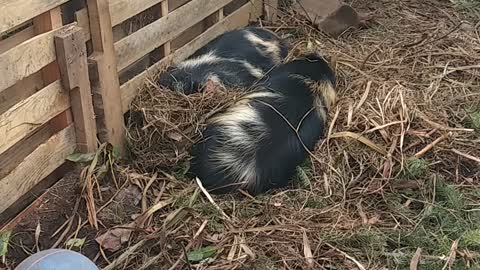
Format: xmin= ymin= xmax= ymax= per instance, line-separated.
xmin=2 ymin=0 xmax=480 ymax=269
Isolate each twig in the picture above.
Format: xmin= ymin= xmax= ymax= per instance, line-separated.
xmin=50 ymin=198 xmax=81 ymax=249
xmin=142 ymin=173 xmax=158 ymax=213
xmin=102 ymin=239 xmax=148 ymax=270
xmin=355 ymin=81 xmax=372 ymax=112
xmin=325 ymin=243 xmax=366 ymax=270
xmin=404 ymin=129 xmax=438 ymax=152
xmin=416 ymin=110 xmax=474 ymax=132
xmin=441 ymin=239 xmax=459 ymax=270
xmin=410 ymin=248 xmax=422 ymax=270
xmin=65 ymin=180 xmax=129 ymax=243
xmin=451 ymin=149 xmax=480 ymax=164
xmin=414 ymin=132 xmax=453 ymax=158
xmin=330 ymin=131 xmax=388 ymax=155
xmin=167 ymin=220 xmax=208 ymax=270
xmin=195 ymin=177 xmax=231 ymax=220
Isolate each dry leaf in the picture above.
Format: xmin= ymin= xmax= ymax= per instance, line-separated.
xmin=95 ymin=227 xmax=133 ymax=252
xmin=303 ymin=230 xmax=314 ymax=268
xmin=116 ymin=185 xmax=142 ymax=206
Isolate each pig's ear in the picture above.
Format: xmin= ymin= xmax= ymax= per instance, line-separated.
xmin=204 ymin=76 xmax=222 ymax=93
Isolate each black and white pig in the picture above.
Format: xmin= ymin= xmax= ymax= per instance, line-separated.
xmin=189 ymin=53 xmax=337 ymax=195
xmin=157 ymin=27 xmax=290 ymax=94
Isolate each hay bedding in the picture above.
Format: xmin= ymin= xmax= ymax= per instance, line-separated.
xmin=126 ymin=80 xmax=243 ymax=172
xmin=67 ymin=0 xmax=480 ymax=269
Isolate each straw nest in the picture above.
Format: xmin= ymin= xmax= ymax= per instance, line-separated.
xmin=83 ymin=0 xmax=480 ymax=269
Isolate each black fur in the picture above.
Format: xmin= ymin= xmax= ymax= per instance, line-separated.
xmin=156 ymin=27 xmax=290 ymax=94
xmin=190 ymin=26 xmax=290 ymax=71
xmin=189 ymin=54 xmax=336 ymax=195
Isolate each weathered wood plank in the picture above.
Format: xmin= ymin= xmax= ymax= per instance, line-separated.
xmin=265 ymin=0 xmax=278 ymax=22
xmin=0 ymin=125 xmax=76 ymax=214
xmin=109 ymin=0 xmax=163 ymax=27
xmin=170 ymin=10 xmax=222 ymax=51
xmin=161 ymin=0 xmax=171 ymax=56
xmin=0 ymin=71 xmax=44 ymax=115
xmin=0 ymin=26 xmax=35 ymax=54
xmin=0 ymin=110 xmax=72 ymax=180
xmin=115 ymin=0 xmax=233 ymax=71
xmin=168 ymin=0 xmax=191 ymax=12
xmin=0 ymin=0 xmax=69 ymax=35
xmin=120 ymin=2 xmax=252 ymax=112
xmin=34 ymin=7 xmax=63 ymax=86
xmin=0 ymin=24 xmax=72 ymax=92
xmin=87 ymin=0 xmax=126 ymax=154
xmin=75 ymin=8 xmax=91 ymax=42
xmin=55 ymin=25 xmax=98 ymax=153
xmin=0 ymin=80 xmax=70 ymax=155
xmin=250 ymin=0 xmax=264 ymax=20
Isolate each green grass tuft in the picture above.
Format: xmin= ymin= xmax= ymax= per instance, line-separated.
xmin=403 ymin=158 xmax=430 ymax=179
xmin=465 ymin=109 xmax=480 ymax=133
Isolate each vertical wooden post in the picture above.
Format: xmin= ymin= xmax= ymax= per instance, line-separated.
xmin=55 ymin=25 xmax=98 ymax=153
xmin=161 ymin=0 xmax=171 ymax=56
xmin=33 ymin=7 xmax=63 ymax=85
xmin=86 ymin=0 xmax=126 ymax=155
xmin=218 ymin=8 xmax=224 ymax=21
xmin=250 ymin=0 xmax=264 ymax=21
xmin=265 ymin=0 xmax=278 ymax=23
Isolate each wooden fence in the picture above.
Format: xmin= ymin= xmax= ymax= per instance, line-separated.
xmin=0 ymin=0 xmax=265 ymax=224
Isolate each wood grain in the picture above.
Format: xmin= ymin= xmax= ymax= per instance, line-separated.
xmin=0 ymin=80 xmax=69 ymax=155
xmin=0 ymin=110 xmax=72 ymax=180
xmin=109 ymin=0 xmax=163 ymax=27
xmin=0 ymin=0 xmax=69 ymax=35
xmin=0 ymin=71 xmax=44 ymax=115
xmin=87 ymin=0 xmax=126 ymax=154
xmin=75 ymin=8 xmax=91 ymax=42
xmin=0 ymin=24 xmax=72 ymax=92
xmin=55 ymin=25 xmax=98 ymax=153
xmin=114 ymin=0 xmax=233 ymax=71
xmin=0 ymin=26 xmax=35 ymax=54
xmin=0 ymin=125 xmax=76 ymax=214
xmin=34 ymin=8 xmax=63 ymax=86
xmin=161 ymin=0 xmax=172 ymax=55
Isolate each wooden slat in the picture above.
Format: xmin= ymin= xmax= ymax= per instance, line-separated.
xmin=265 ymin=0 xmax=278 ymax=22
xmin=33 ymin=8 xmax=63 ymax=34
xmin=109 ymin=0 xmax=163 ymax=27
xmin=0 ymin=80 xmax=70 ymax=155
xmin=251 ymin=0 xmax=264 ymax=19
xmin=75 ymin=8 xmax=91 ymax=42
xmin=0 ymin=24 xmax=72 ymax=92
xmin=0 ymin=71 xmax=44 ymax=115
xmin=0 ymin=110 xmax=72 ymax=180
xmin=0 ymin=0 xmax=69 ymax=35
xmin=55 ymin=25 xmax=98 ymax=153
xmin=34 ymin=8 xmax=63 ymax=86
xmin=120 ymin=2 xmax=252 ymax=111
xmin=87 ymin=0 xmax=126 ymax=154
xmin=168 ymin=0 xmax=191 ymax=12
xmin=161 ymin=0 xmax=171 ymax=56
xmin=0 ymin=125 xmax=76 ymax=214
xmin=0 ymin=26 xmax=35 ymax=54
xmin=115 ymin=0 xmax=233 ymax=71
